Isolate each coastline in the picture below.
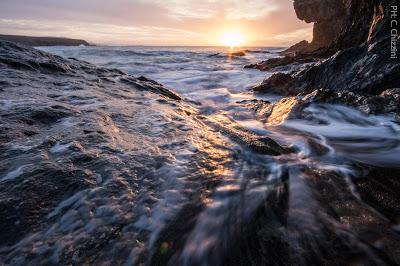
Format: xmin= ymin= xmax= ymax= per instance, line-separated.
xmin=0 ymin=0 xmax=399 ymax=265
xmin=0 ymin=34 xmax=91 ymax=47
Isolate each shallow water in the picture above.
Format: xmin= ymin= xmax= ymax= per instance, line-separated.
xmin=0 ymin=44 xmax=399 ymax=265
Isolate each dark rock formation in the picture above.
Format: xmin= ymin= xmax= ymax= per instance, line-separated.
xmin=307 ymin=88 xmax=400 ymax=116
xmin=293 ymin=0 xmax=347 ymax=52
xmin=241 ymin=96 xmax=312 ymax=125
xmin=248 ymin=87 xmax=400 ymax=123
xmin=354 ymin=166 xmax=400 ymax=222
xmin=0 ymin=34 xmax=91 ymax=47
xmin=228 ymin=50 xmax=246 ymax=57
xmin=252 ymin=73 xmax=296 ymax=95
xmin=287 ymin=0 xmax=375 ymax=55
xmin=282 ymin=40 xmax=310 ymax=56
xmin=201 ymin=115 xmax=296 ymax=155
xmin=249 ymin=0 xmax=384 ymax=68
xmin=246 ymin=55 xmax=316 ymax=71
xmin=245 ymin=56 xmax=295 ymax=71
xmin=251 ymin=0 xmax=400 ymax=115
xmin=0 ymin=41 xmax=181 ymax=100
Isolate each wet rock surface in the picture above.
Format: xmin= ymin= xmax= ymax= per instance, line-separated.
xmin=307 ymin=88 xmax=400 ymax=116
xmin=244 ymin=55 xmax=316 ymax=71
xmin=1 ymin=41 xmax=400 ymax=266
xmin=252 ymin=73 xmax=296 ymax=95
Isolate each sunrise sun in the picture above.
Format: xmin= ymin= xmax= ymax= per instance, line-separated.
xmin=220 ymin=31 xmax=245 ymax=47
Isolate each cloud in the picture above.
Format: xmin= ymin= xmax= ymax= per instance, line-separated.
xmin=263 ymin=27 xmax=313 ymax=46
xmin=150 ymin=0 xmax=279 ymax=20
xmin=0 ymin=0 xmax=311 ymax=46
xmin=0 ymin=19 xmax=201 ymax=45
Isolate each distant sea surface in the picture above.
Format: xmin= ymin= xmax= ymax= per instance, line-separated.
xmin=38 ymin=46 xmax=282 ymax=99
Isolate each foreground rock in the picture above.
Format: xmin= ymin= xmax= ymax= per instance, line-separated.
xmin=0 ymin=41 xmax=196 ymax=264
xmin=246 ymin=88 xmax=400 ymax=124
xmin=201 ymin=114 xmax=296 ymax=155
xmin=1 ymin=40 xmax=400 ymax=265
xmin=309 ymin=88 xmax=400 ymax=116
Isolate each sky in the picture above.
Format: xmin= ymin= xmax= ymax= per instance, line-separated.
xmin=0 ymin=0 xmax=312 ymax=46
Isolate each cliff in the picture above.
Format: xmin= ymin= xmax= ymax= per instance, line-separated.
xmin=292 ymin=0 xmax=399 ymax=94
xmin=291 ymin=0 xmax=374 ymax=54
xmin=252 ymin=0 xmax=400 ymax=106
xmin=0 ymin=34 xmax=91 ymax=47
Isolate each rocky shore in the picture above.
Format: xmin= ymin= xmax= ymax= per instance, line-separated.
xmin=0 ymin=2 xmax=399 ymax=264
xmin=0 ymin=38 xmax=399 ymax=265
xmin=248 ymin=0 xmax=399 ymax=118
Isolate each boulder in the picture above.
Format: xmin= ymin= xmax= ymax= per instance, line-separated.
xmin=252 ymin=73 xmax=296 ymax=95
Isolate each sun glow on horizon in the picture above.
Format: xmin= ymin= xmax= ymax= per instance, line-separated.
xmin=220 ymin=31 xmax=245 ymax=47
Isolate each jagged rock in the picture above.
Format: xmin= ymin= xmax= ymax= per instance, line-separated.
xmin=294 ymin=0 xmax=400 ymax=94
xmin=244 ymin=56 xmax=315 ymax=71
xmin=120 ymin=75 xmax=182 ymax=100
xmin=242 ymin=96 xmax=311 ymax=125
xmin=252 ymin=73 xmax=296 ymax=95
xmin=236 ymin=99 xmax=274 ymax=117
xmin=0 ymin=40 xmax=182 ymax=101
xmin=250 ymin=0 xmax=400 ymax=108
xmin=202 ymin=115 xmax=296 ymax=155
xmin=245 ymin=56 xmax=295 ymax=71
xmin=282 ymin=40 xmax=310 ymax=56
xmin=266 ymin=97 xmax=310 ymax=125
xmin=293 ymin=0 xmax=347 ymax=51
xmin=247 ymin=86 xmax=400 ymax=125
xmin=305 ymin=88 xmax=400 ymax=116
xmin=292 ymin=0 xmax=374 ymax=53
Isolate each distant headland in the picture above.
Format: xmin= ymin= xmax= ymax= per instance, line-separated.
xmin=0 ymin=34 xmax=91 ymax=47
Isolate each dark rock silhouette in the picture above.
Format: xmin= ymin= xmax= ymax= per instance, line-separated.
xmin=252 ymin=73 xmax=295 ymax=95
xmin=0 ymin=34 xmax=91 ymax=47
xmin=250 ymin=0 xmax=400 ymax=114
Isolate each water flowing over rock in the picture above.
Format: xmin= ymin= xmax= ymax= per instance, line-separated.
xmin=1 ymin=41 xmax=400 ymax=265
